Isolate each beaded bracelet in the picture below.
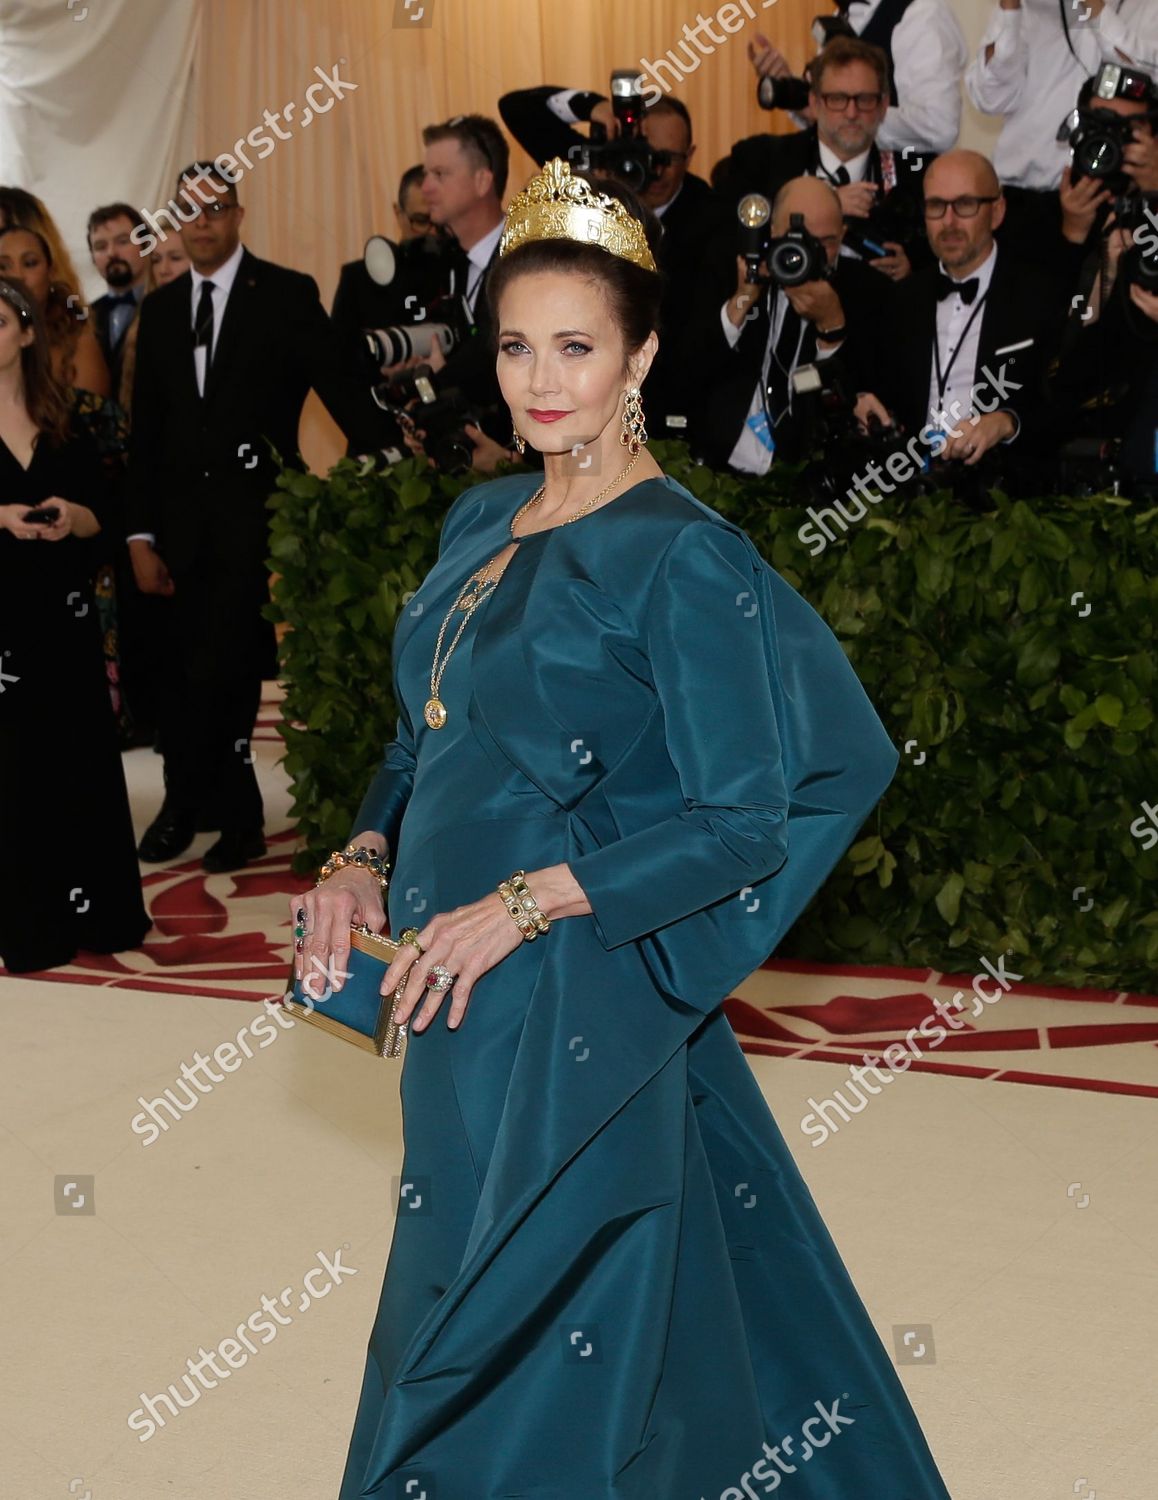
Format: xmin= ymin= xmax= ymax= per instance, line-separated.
xmin=317 ymin=842 xmax=391 ymax=895
xmin=497 ymin=869 xmax=550 ymax=940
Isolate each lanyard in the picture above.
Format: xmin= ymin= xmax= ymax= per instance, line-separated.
xmin=933 ymin=292 xmax=987 ymax=405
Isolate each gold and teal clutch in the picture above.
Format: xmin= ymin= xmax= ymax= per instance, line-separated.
xmin=283 ymin=923 xmax=408 ymax=1059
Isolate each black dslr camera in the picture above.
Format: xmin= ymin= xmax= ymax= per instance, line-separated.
xmin=1058 ymin=61 xmax=1158 ymax=196
xmin=568 ymin=70 xmax=673 ymax=193
xmin=757 ymin=1 xmax=857 ymax=113
xmin=738 ymin=198 xmax=831 ymax=287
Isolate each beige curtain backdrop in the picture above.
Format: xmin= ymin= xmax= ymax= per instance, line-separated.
xmin=191 ymin=0 xmax=815 ymax=469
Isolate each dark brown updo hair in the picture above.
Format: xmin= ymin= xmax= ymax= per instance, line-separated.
xmin=486 ymin=172 xmax=665 ymax=374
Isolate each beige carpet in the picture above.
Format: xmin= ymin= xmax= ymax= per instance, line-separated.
xmin=1 ymin=685 xmax=1153 ymax=1499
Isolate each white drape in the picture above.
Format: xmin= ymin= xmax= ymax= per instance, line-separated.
xmin=0 ymin=0 xmax=200 ymax=300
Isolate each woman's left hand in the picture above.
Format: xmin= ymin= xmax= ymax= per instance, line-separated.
xmin=31 ymin=497 xmax=74 ymax=542
xmin=381 ymin=891 xmax=527 ymax=1033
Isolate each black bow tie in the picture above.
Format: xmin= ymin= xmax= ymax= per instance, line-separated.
xmin=936 ymin=274 xmax=979 ymax=305
xmin=107 ymin=292 xmax=136 ymax=307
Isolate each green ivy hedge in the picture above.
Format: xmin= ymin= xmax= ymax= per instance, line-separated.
xmin=265 ymin=441 xmax=1158 ymax=990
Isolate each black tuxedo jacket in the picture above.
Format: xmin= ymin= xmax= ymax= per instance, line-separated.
xmin=90 ymin=290 xmax=139 ymax=398
xmin=687 ymin=255 xmax=895 ymax=468
xmin=126 ymin=248 xmax=398 ymax=572
xmin=869 ymin=249 xmax=1068 ymax=451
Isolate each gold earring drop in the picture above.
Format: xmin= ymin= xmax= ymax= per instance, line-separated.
xmin=511 ymin=428 xmax=526 ymax=456
xmin=619 ymin=386 xmax=647 ymax=456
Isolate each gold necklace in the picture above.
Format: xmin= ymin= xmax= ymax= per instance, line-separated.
xmin=423 ymin=452 xmax=640 ymax=730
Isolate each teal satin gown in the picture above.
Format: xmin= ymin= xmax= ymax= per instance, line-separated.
xmin=337 ymin=472 xmax=951 ymax=1500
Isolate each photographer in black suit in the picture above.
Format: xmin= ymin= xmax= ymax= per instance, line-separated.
xmin=853 ymin=150 xmax=1071 ymax=489
xmin=717 ymin=37 xmax=930 ymax=285
xmin=689 ymin=175 xmax=895 ymax=473
xmin=391 ymin=116 xmax=518 ymax=473
xmin=126 ymin=161 xmax=402 ymax=872
xmin=498 ymin=84 xmax=727 ymax=439
xmin=329 ymin=164 xmax=444 ymax=367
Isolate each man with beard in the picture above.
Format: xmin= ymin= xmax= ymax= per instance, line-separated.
xmin=89 ymin=203 xmax=155 ymax=401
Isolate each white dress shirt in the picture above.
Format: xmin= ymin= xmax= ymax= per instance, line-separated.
xmin=816 ymin=140 xmax=872 ymax=184
xmin=926 ymin=241 xmax=999 ymax=431
xmin=462 ymin=218 xmax=505 ymax=322
xmin=191 ymin=239 xmax=246 ymax=397
xmin=852 ymin=0 xmax=967 ymax=154
xmin=966 ymin=0 xmax=1158 ymax=190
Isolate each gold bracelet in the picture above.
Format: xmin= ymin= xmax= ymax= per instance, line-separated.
xmin=497 ymin=869 xmax=550 ymax=940
xmin=317 ymin=842 xmax=391 ymax=895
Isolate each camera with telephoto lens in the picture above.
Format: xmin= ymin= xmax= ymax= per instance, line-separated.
xmin=360 ymin=230 xmax=463 ymax=370
xmin=1057 ymin=62 xmax=1158 ymax=196
xmin=372 ymin=364 xmax=480 ymax=474
xmin=757 ymin=1 xmax=856 ymax=112
xmin=567 ymin=70 xmax=673 ymax=192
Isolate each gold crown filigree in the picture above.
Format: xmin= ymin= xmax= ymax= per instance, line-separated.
xmin=498 ymin=157 xmax=657 ymax=272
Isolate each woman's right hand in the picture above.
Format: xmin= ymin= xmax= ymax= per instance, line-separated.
xmin=289 ymin=867 xmax=386 ymax=999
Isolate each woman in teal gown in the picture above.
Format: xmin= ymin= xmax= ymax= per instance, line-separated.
xmin=295 ymin=162 xmax=952 ymax=1499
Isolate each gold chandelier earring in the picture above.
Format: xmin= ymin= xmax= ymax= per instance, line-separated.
xmin=511 ymin=427 xmax=526 ymax=457
xmin=619 ymin=386 xmax=647 ymax=456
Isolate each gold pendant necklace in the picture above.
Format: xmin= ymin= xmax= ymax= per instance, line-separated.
xmin=424 ymin=453 xmax=640 ymax=730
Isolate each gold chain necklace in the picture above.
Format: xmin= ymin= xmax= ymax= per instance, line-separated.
xmin=423 ymin=452 xmax=640 ymax=730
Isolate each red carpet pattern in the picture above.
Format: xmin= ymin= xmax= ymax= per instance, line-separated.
xmin=5 ymin=820 xmax=1155 ymax=1099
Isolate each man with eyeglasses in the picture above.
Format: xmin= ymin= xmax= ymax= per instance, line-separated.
xmin=854 ymin=149 xmax=1071 ymax=484
xmin=718 ymin=38 xmax=933 ymax=287
xmin=747 ymin=0 xmax=966 ymax=156
xmin=125 ymin=161 xmax=404 ymax=873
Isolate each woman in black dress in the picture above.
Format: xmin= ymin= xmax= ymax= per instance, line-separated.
xmin=0 ymin=277 xmax=149 ymax=972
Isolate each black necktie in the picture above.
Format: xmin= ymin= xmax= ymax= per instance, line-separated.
xmin=829 ymin=165 xmax=851 ymax=186
xmin=936 ymin=274 xmax=979 ymax=305
xmin=194 ymin=280 xmax=216 ymax=365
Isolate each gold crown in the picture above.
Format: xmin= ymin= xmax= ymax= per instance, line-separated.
xmin=498 ymin=157 xmax=657 ymax=272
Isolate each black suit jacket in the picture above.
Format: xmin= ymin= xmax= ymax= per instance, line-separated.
xmin=90 ymin=290 xmax=140 ymax=399
xmin=126 ymin=248 xmax=399 ymax=571
xmin=869 ymin=249 xmax=1068 ymax=452
xmin=687 ymin=255 xmax=895 ymax=469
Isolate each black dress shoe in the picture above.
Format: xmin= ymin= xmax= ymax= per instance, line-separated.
xmin=201 ymin=828 xmax=266 ymax=873
xmin=138 ymin=810 xmax=196 ymax=862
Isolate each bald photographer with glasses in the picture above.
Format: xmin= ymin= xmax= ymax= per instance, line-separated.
xmin=853 ymin=150 xmax=1074 ymax=487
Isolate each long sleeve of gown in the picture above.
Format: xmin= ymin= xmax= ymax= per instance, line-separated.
xmin=568 ymin=519 xmax=898 ymax=1011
